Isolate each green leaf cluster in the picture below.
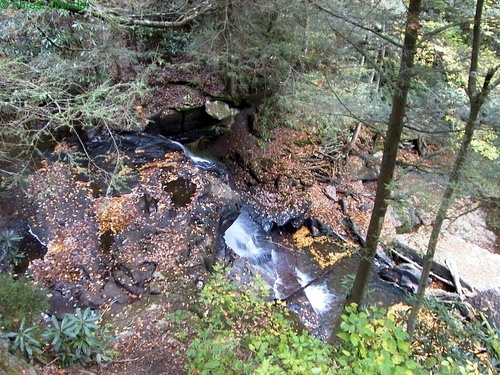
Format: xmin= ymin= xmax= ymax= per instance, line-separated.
xmin=336 ymin=304 xmax=423 ymax=375
xmin=41 ymin=307 xmax=115 ymax=367
xmin=2 ymin=307 xmax=115 ymax=368
xmin=3 ymin=318 xmax=43 ymax=359
xmin=0 ymin=229 xmax=25 ymax=268
xmin=178 ymin=264 xmax=334 ymax=374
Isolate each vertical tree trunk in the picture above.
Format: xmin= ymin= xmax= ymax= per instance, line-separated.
xmin=344 ymin=0 xmax=423 ymax=309
xmin=406 ymin=0 xmax=493 ymax=338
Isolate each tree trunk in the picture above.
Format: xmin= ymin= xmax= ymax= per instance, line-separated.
xmin=406 ymin=0 xmax=492 ymax=339
xmin=344 ymin=0 xmax=423 ymax=310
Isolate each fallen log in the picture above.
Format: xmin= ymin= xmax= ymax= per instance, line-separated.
xmin=388 ymin=247 xmax=456 ymax=290
xmin=390 ymin=239 xmax=476 ymax=297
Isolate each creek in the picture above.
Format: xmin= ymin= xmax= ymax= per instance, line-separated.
xmin=180 ymin=144 xmax=404 ymax=339
xmin=12 ymin=124 xmax=408 ymax=338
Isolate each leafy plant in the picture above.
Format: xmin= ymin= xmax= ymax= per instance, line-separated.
xmin=0 ymin=229 xmax=23 ymax=251
xmin=3 ymin=318 xmax=42 ymax=359
xmin=336 ymin=303 xmax=423 ymax=375
xmin=0 ymin=229 xmax=25 ymax=267
xmin=173 ymin=264 xmax=334 ymax=374
xmin=2 ymin=306 xmax=115 ymax=368
xmin=42 ymin=307 xmax=115 ymax=367
xmin=0 ymin=274 xmax=48 ymax=331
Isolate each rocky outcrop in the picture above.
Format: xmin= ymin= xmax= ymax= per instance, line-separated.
xmin=143 ymin=83 xmax=237 ymax=143
xmin=27 ymin=134 xmax=240 ymax=315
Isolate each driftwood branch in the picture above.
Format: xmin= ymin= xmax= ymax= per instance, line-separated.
xmin=445 ymin=258 xmax=464 ymax=300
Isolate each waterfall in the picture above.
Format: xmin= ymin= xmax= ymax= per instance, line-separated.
xmin=169 ymin=140 xmax=218 ymax=171
xmin=223 ymin=212 xmax=273 ymax=267
xmin=224 ymin=210 xmax=337 ymax=319
xmin=171 ymin=140 xmax=339 ymax=333
xmin=296 ymin=269 xmax=337 ymax=315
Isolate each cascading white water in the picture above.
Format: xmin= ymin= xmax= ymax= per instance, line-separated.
xmin=223 ymin=212 xmax=273 ymax=267
xmin=224 ymin=211 xmax=337 ymax=318
xmin=177 ymin=141 xmax=338 ymax=334
xmin=169 ymin=140 xmax=217 ymax=170
xmin=296 ymin=269 xmax=337 ymax=315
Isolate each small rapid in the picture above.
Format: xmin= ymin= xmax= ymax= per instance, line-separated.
xmin=223 ymin=210 xmax=339 ymax=337
xmin=169 ymin=140 xmax=219 ymax=171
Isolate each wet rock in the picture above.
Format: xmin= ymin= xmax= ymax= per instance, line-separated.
xmin=102 ymin=279 xmax=131 ymax=305
xmin=241 ymin=184 xmax=312 ymax=233
xmin=27 ymin=141 xmax=240 ymax=314
xmin=113 ymin=265 xmax=147 ymax=295
xmin=0 ymin=339 xmax=39 ymax=375
xmin=379 ymin=263 xmax=430 ymax=294
xmin=131 ymin=261 xmax=156 ymax=286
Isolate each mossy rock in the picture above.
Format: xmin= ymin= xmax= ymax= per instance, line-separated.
xmin=0 ymin=339 xmax=39 ymax=375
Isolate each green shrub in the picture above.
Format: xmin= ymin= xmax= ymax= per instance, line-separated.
xmin=3 ymin=307 xmax=115 ymax=368
xmin=336 ymin=304 xmax=423 ymax=375
xmin=0 ymin=229 xmax=25 ymax=268
xmin=42 ymin=307 xmax=115 ymax=368
xmin=0 ymin=274 xmax=48 ymax=331
xmin=174 ymin=264 xmax=334 ymax=374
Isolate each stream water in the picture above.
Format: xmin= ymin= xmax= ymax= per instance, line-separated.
xmin=169 ymin=140 xmax=219 ymax=171
xmin=179 ymin=142 xmax=404 ymax=339
xmin=223 ymin=211 xmax=340 ymax=337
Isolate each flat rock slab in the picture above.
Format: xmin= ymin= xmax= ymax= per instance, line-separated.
xmin=394 ymin=233 xmax=500 ymax=292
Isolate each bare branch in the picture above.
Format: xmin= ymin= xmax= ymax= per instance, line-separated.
xmin=481 ymin=64 xmax=500 ymax=95
xmin=60 ymin=1 xmax=214 ymax=29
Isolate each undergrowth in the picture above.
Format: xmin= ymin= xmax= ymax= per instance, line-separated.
xmin=168 ymin=264 xmax=334 ymax=374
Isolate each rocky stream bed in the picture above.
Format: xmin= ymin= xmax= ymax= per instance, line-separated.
xmin=1 ymin=82 xmax=498 ymax=374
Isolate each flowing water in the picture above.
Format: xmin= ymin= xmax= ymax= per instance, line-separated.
xmin=181 ymin=142 xmax=404 ymax=339
xmin=224 ymin=211 xmax=342 ymax=338
xmin=169 ymin=140 xmax=219 ymax=171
